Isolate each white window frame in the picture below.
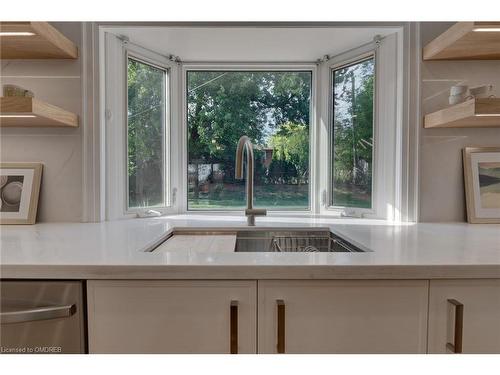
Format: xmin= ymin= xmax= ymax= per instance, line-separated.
xmin=103 ymin=32 xmax=180 ymax=220
xmin=180 ymin=63 xmax=318 ymax=216
xmin=97 ymin=26 xmax=411 ymax=222
xmin=318 ymin=32 xmax=402 ymax=220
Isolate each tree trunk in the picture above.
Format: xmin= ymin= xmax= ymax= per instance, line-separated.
xmin=350 ymin=71 xmax=357 ymax=184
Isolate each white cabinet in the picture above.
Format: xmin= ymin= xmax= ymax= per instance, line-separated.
xmin=428 ymin=279 xmax=500 ymax=354
xmin=257 ymin=280 xmax=429 ymax=353
xmin=87 ymin=278 xmax=500 ymax=354
xmin=87 ymin=280 xmax=257 ymax=353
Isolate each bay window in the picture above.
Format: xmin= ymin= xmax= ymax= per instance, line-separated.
xmin=103 ymin=29 xmax=404 ymax=220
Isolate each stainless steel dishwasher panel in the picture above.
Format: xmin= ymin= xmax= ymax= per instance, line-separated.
xmin=0 ymin=281 xmax=85 ymax=354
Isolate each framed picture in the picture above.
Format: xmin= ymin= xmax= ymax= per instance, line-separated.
xmin=0 ymin=163 xmax=43 ymax=224
xmin=463 ymin=147 xmax=500 ymax=224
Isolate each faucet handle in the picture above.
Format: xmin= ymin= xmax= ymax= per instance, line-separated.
xmin=245 ymin=208 xmax=267 ymax=216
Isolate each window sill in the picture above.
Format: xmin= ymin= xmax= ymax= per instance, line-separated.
xmin=178 ymin=210 xmax=388 ymax=221
xmin=139 ymin=213 xmax=409 ymax=227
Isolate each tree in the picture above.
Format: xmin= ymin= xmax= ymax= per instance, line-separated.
xmin=187 ymin=71 xmax=312 ymax=205
xmin=269 ymin=123 xmax=309 ymax=184
xmin=263 ymin=72 xmax=311 ymax=126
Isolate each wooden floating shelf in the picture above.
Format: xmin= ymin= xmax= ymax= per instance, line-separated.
xmin=424 ymin=98 xmax=500 ymax=128
xmin=0 ymin=22 xmax=78 ymax=59
xmin=0 ymin=97 xmax=79 ymax=128
xmin=423 ymin=22 xmax=500 ymax=60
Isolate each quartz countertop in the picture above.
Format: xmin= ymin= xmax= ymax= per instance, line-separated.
xmin=1 ymin=215 xmax=499 ymax=279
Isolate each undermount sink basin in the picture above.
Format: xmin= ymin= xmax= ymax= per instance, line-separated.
xmin=234 ymin=229 xmax=365 ymax=253
xmin=151 ymin=228 xmax=367 ymax=253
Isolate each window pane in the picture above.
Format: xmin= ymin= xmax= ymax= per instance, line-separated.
xmin=127 ymin=58 xmax=166 ymax=209
xmin=187 ymin=71 xmax=311 ymax=210
xmin=331 ymin=57 xmax=374 ymax=209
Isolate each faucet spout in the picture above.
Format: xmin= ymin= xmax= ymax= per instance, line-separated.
xmin=235 ymin=136 xmax=267 ymax=226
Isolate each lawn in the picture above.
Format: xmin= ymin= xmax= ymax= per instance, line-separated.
xmin=332 ymin=184 xmax=371 ymax=209
xmin=188 ymin=183 xmax=371 ymax=210
xmin=189 ymin=183 xmax=309 ymax=210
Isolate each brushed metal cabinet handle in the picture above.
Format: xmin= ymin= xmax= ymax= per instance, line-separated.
xmin=230 ymin=300 xmax=238 ymax=354
xmin=276 ymin=299 xmax=285 ymax=354
xmin=1 ymin=304 xmax=76 ymax=324
xmin=446 ymin=299 xmax=464 ymax=354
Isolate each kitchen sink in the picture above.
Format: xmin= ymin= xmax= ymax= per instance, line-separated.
xmin=233 ymin=229 xmax=365 ymax=252
xmin=151 ymin=228 xmax=367 ymax=253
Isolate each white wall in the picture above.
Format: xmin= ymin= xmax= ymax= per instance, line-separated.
xmin=0 ymin=23 xmax=83 ymax=222
xmin=2 ymin=22 xmax=496 ymax=223
xmin=419 ymin=22 xmax=500 ymax=222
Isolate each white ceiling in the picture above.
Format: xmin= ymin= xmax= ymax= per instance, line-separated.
xmin=108 ymin=26 xmax=400 ymax=62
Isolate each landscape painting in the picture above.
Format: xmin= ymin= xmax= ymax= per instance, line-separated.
xmin=478 ymin=162 xmax=500 ymax=209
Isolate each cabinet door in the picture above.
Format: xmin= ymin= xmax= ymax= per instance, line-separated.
xmin=258 ymin=280 xmax=428 ymax=353
xmin=87 ymin=280 xmax=256 ymax=353
xmin=428 ymin=279 xmax=500 ymax=354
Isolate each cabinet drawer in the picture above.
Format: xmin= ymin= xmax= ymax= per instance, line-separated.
xmin=87 ymin=280 xmax=257 ymax=353
xmin=258 ymin=280 xmax=428 ymax=353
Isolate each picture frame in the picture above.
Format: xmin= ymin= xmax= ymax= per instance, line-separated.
xmin=0 ymin=163 xmax=43 ymax=224
xmin=463 ymin=147 xmax=500 ymax=224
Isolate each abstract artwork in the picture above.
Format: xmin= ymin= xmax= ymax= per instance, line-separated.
xmin=0 ymin=163 xmax=43 ymax=224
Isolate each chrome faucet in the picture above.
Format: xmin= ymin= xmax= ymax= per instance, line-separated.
xmin=235 ymin=136 xmax=267 ymax=226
